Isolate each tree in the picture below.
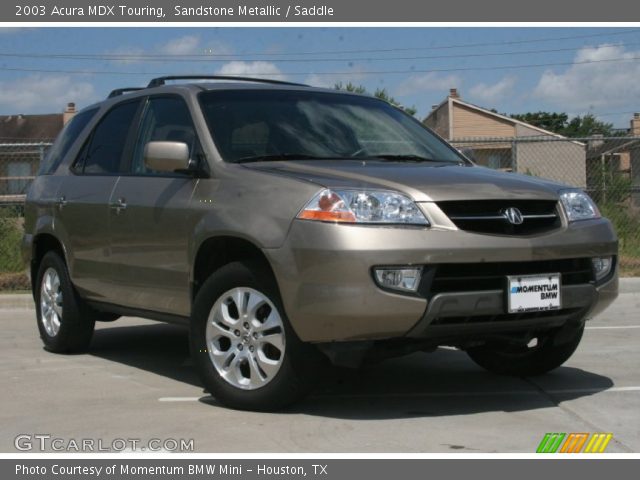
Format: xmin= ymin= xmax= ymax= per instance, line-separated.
xmin=510 ymin=112 xmax=568 ymax=134
xmin=562 ymin=114 xmax=615 ymax=137
xmin=334 ymin=82 xmax=417 ymax=116
xmin=509 ymin=111 xmax=615 ymax=137
xmin=333 ymin=82 xmax=367 ymax=95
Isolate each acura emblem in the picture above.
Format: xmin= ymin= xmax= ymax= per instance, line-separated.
xmin=504 ymin=207 xmax=524 ymax=225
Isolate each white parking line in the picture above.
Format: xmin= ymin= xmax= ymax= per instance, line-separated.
xmin=158 ymin=397 xmax=202 ymax=402
xmin=586 ymin=325 xmax=640 ymax=330
xmin=158 ymin=386 xmax=640 ymax=402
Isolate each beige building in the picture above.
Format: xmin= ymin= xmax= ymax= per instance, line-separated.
xmin=424 ymin=89 xmax=587 ymax=188
xmin=0 ymin=103 xmax=76 ymax=202
xmin=586 ymin=113 xmax=640 ymax=206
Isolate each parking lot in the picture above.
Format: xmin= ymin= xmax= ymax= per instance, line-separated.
xmin=1 ymin=282 xmax=639 ymax=453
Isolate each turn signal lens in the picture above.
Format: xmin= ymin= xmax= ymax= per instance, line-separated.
xmin=297 ymin=190 xmax=356 ymax=223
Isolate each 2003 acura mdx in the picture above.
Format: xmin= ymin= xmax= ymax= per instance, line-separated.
xmin=23 ymin=76 xmax=618 ymax=410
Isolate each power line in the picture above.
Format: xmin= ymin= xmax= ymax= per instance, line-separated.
xmin=2 ymin=28 xmax=640 ymax=59
xmin=586 ymin=110 xmax=639 ymax=117
xmin=2 ymin=41 xmax=639 ymax=64
xmin=1 ymin=54 xmax=640 ymax=77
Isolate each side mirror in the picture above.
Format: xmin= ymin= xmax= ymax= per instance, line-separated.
xmin=144 ymin=141 xmax=191 ymax=173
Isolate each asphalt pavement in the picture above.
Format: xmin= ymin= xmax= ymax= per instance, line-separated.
xmin=1 ymin=281 xmax=638 ymax=453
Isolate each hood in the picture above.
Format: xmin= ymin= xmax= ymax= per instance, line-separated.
xmin=243 ymin=160 xmax=566 ymax=202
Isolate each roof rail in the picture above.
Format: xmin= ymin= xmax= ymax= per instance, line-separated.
xmin=146 ymin=75 xmax=307 ymax=88
xmin=108 ymin=87 xmax=144 ymax=99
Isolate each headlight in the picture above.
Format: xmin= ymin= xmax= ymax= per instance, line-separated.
xmin=297 ymin=189 xmax=429 ymax=226
xmin=559 ymin=190 xmax=600 ymax=222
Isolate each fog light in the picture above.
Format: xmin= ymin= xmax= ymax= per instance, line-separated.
xmin=592 ymin=256 xmax=613 ymax=281
xmin=374 ymin=267 xmax=422 ymax=292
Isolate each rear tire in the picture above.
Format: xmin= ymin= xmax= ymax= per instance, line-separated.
xmin=35 ymin=251 xmax=95 ymax=353
xmin=190 ymin=260 xmax=325 ymax=411
xmin=466 ymin=324 xmax=585 ymax=376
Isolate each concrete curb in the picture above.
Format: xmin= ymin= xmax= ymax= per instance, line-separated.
xmin=0 ymin=293 xmax=33 ymax=309
xmin=1 ymin=278 xmax=638 ymax=309
xmin=619 ymin=277 xmax=640 ymax=294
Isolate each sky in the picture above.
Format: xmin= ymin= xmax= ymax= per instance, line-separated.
xmin=0 ymin=27 xmax=639 ymax=128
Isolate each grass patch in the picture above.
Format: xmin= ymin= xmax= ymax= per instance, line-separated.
xmin=599 ymin=204 xmax=640 ymax=277
xmin=1 ymin=207 xmax=29 ymax=291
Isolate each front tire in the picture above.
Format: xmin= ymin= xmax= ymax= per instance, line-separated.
xmin=190 ymin=261 xmax=324 ymax=411
xmin=466 ymin=324 xmax=585 ymax=376
xmin=35 ymin=251 xmax=95 ymax=353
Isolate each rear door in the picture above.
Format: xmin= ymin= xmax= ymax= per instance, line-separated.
xmin=107 ymin=95 xmax=200 ymax=316
xmin=56 ymin=99 xmax=142 ymax=302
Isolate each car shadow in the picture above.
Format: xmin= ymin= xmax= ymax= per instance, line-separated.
xmin=89 ymin=322 xmax=615 ymax=420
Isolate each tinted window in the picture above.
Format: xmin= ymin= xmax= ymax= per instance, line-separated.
xmin=131 ymin=96 xmax=198 ymax=175
xmin=38 ymin=108 xmax=98 ymax=175
xmin=83 ymin=101 xmax=140 ymax=174
xmin=199 ymin=90 xmax=462 ymax=163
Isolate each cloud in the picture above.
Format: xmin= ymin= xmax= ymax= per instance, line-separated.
xmin=159 ymin=35 xmax=200 ymax=55
xmin=533 ymin=44 xmax=640 ymax=111
xmin=0 ymin=28 xmax=24 ymax=34
xmin=103 ymin=46 xmax=146 ymax=65
xmin=396 ymin=73 xmax=461 ymax=96
xmin=469 ymin=76 xmax=517 ymax=105
xmin=0 ymin=75 xmax=95 ymax=112
xmin=106 ymin=36 xmax=233 ymax=67
xmin=304 ymin=68 xmax=369 ymax=89
xmin=216 ymin=61 xmax=287 ymax=80
xmin=201 ymin=41 xmax=234 ymax=56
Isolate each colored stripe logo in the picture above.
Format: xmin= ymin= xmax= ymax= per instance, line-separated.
xmin=537 ymin=433 xmax=612 ymax=453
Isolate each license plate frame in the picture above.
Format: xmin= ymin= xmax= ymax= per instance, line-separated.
xmin=507 ymin=273 xmax=562 ymax=314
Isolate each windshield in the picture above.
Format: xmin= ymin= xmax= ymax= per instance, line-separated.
xmin=198 ymin=89 xmax=464 ymax=164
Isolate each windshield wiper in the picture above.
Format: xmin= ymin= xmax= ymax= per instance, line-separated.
xmin=234 ymin=153 xmax=335 ymax=163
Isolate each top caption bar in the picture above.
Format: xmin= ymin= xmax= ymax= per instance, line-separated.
xmin=2 ymin=0 xmax=640 ymax=23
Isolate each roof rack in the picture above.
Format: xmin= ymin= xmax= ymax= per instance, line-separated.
xmin=108 ymin=87 xmax=144 ymax=99
xmin=147 ymin=75 xmax=307 ymax=88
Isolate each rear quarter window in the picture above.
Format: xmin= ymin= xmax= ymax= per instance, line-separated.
xmin=38 ymin=107 xmax=99 ymax=175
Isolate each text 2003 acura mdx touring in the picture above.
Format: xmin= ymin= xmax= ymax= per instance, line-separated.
xmin=23 ymin=76 xmax=618 ymax=410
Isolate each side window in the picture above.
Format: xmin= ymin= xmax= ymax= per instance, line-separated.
xmin=82 ymin=101 xmax=140 ymax=175
xmin=38 ymin=107 xmax=98 ymax=175
xmin=132 ymin=96 xmax=199 ymax=175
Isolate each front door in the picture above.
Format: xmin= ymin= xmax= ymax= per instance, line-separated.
xmin=107 ymin=96 xmax=200 ymax=316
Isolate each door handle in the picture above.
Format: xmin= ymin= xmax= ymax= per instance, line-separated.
xmin=110 ymin=197 xmax=127 ymax=214
xmin=56 ymin=196 xmax=67 ymax=210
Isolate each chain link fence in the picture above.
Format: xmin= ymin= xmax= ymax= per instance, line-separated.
xmin=0 ymin=142 xmax=52 ymax=290
xmin=1 ymin=136 xmax=639 ymax=291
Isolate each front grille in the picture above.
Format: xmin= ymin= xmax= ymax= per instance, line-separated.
xmin=427 ymin=258 xmax=594 ymax=295
xmin=438 ymin=199 xmax=561 ymax=235
xmin=430 ymin=307 xmax=582 ymax=326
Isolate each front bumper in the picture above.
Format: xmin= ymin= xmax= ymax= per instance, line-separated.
xmin=406 ymin=276 xmax=617 ymax=340
xmin=265 ymin=217 xmax=618 ymax=343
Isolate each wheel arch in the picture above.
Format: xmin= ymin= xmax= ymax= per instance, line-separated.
xmin=30 ymin=233 xmax=67 ymax=296
xmin=191 ymin=235 xmax=278 ymax=303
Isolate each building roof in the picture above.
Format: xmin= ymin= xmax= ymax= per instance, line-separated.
xmin=0 ymin=113 xmax=63 ymax=143
xmin=586 ymin=137 xmax=640 ymax=159
xmin=425 ymin=92 xmax=578 ymax=141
